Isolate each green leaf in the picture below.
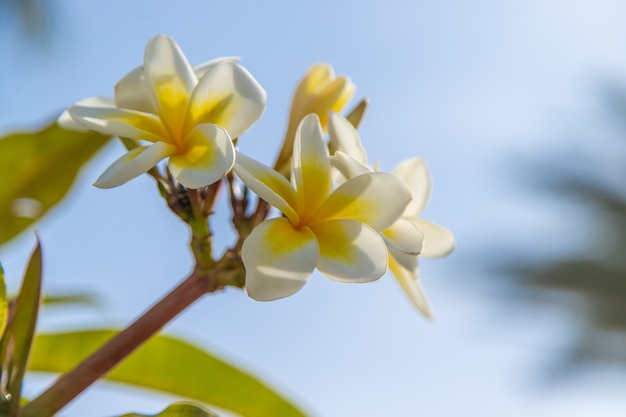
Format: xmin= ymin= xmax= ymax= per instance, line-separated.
xmin=0 ymin=122 xmax=110 ymax=246
xmin=0 ymin=262 xmax=7 ymax=338
xmin=29 ymin=330 xmax=308 ymax=417
xmin=119 ymin=402 xmax=218 ymax=417
xmin=8 ymin=239 xmax=43 ymax=416
xmin=42 ymin=293 xmax=100 ymax=308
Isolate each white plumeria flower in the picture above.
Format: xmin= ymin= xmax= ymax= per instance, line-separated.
xmin=59 ymin=34 xmax=266 ymax=189
xmin=58 ymin=56 xmax=240 ymax=132
xmin=234 ymin=113 xmax=422 ymax=301
xmin=329 ymin=112 xmax=455 ymax=318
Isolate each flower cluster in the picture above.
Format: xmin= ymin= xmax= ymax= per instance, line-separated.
xmin=60 ymin=35 xmax=266 ymax=189
xmin=235 ymin=113 xmax=421 ymax=300
xmin=60 ymin=34 xmax=454 ymax=316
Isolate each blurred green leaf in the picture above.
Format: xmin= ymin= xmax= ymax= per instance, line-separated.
xmin=0 ymin=262 xmax=7 ymax=338
xmin=0 ymin=0 xmax=53 ymax=41
xmin=8 ymin=239 xmax=43 ymax=416
xmin=119 ymin=402 xmax=218 ymax=417
xmin=42 ymin=293 xmax=99 ymax=308
xmin=29 ymin=330 xmax=308 ymax=417
xmin=0 ymin=122 xmax=110 ymax=246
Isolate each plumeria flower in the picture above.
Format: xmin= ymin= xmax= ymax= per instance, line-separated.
xmin=58 ymin=55 xmax=240 ymax=132
xmin=275 ymin=64 xmax=355 ymax=175
xmin=59 ymin=34 xmax=266 ymax=189
xmin=329 ymin=112 xmax=455 ymax=318
xmin=234 ymin=114 xmax=422 ymax=301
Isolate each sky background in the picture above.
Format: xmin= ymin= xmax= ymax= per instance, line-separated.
xmin=2 ymin=0 xmax=626 ymax=416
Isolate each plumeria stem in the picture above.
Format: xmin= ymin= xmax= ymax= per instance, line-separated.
xmin=21 ymin=269 xmax=212 ymax=417
xmin=251 ymin=198 xmax=270 ymax=228
xmin=21 ymin=175 xmax=248 ymax=417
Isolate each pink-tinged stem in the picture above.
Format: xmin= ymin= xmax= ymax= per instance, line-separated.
xmin=21 ymin=269 xmax=211 ymax=417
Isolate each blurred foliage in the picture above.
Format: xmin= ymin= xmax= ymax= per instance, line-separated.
xmin=0 ymin=263 xmax=7 ymax=338
xmin=29 ymin=330 xmax=308 ymax=417
xmin=0 ymin=241 xmax=42 ymax=416
xmin=119 ymin=403 xmax=218 ymax=417
xmin=497 ymin=87 xmax=626 ymax=371
xmin=0 ymin=122 xmax=111 ymax=246
xmin=42 ymin=293 xmax=100 ymax=308
xmin=0 ymin=0 xmax=52 ymax=40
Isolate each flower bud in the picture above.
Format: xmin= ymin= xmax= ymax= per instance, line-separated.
xmin=274 ymin=64 xmax=355 ymax=176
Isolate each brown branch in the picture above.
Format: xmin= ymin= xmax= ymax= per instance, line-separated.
xmin=21 ymin=269 xmax=212 ymax=417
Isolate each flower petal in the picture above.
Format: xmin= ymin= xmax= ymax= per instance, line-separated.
xmin=114 ymin=66 xmax=156 ymax=114
xmin=58 ymin=96 xmax=115 ymax=131
xmin=143 ymin=34 xmax=197 ymax=137
xmin=94 ymin=142 xmax=176 ymax=188
xmin=310 ymin=219 xmax=387 ymax=283
xmin=67 ymin=105 xmax=167 ymax=141
xmin=193 ymin=56 xmax=240 ymax=78
xmin=291 ymin=64 xmax=334 ymax=117
xmin=186 ymin=61 xmax=266 ymax=139
xmin=242 ymin=217 xmax=319 ymax=301
xmin=387 ymin=244 xmax=417 ymax=272
xmin=293 ymin=114 xmax=332 ymax=219
xmin=414 ymin=219 xmax=456 ymax=258
xmin=388 ymin=255 xmax=433 ymax=318
xmin=328 ymin=112 xmax=368 ymax=164
xmin=284 ymin=64 xmax=354 ymax=159
xmin=331 ymin=151 xmax=372 ymax=179
xmin=393 ymin=157 xmax=431 ymax=217
xmin=288 ymin=64 xmax=333 ymax=133
xmin=382 ymin=218 xmax=424 ymax=255
xmin=311 ymin=76 xmax=355 ymax=129
xmin=168 ymin=123 xmax=235 ymax=188
xmin=233 ymin=151 xmax=299 ymax=223
xmin=114 ymin=58 xmax=241 ymax=115
xmin=313 ymin=171 xmax=411 ymax=231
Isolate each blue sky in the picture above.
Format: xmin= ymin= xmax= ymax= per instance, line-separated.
xmin=2 ymin=1 xmax=626 ymax=416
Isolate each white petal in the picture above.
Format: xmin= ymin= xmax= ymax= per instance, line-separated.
xmin=308 ymin=76 xmax=355 ymax=129
xmin=310 ymin=219 xmax=387 ymax=283
xmin=114 ymin=66 xmax=156 ymax=114
xmin=387 ymin=244 xmax=418 ymax=272
xmin=193 ymin=56 xmax=240 ymax=78
xmin=58 ymin=97 xmax=115 ymax=131
xmin=168 ymin=123 xmax=235 ymax=188
xmin=242 ymin=218 xmax=319 ymax=301
xmin=67 ymin=105 xmax=166 ymax=142
xmin=331 ymin=151 xmax=372 ymax=179
xmin=414 ymin=219 xmax=456 ymax=258
xmin=186 ymin=61 xmax=266 ymax=139
xmin=115 ymin=57 xmax=237 ymax=114
xmin=388 ymin=255 xmax=433 ymax=318
xmin=328 ymin=112 xmax=368 ymax=164
xmin=143 ymin=35 xmax=197 ymax=136
xmin=233 ymin=151 xmax=299 ymax=223
xmin=291 ymin=64 xmax=334 ymax=115
xmin=313 ymin=171 xmax=411 ymax=231
xmin=293 ymin=114 xmax=332 ymax=217
xmin=94 ymin=142 xmax=176 ymax=188
xmin=393 ymin=157 xmax=431 ymax=217
xmin=382 ymin=218 xmax=424 ymax=255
